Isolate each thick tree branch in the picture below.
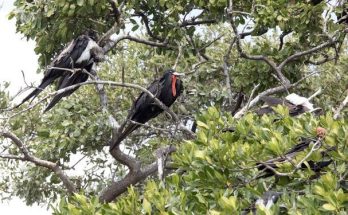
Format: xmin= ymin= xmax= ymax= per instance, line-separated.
xmin=100 ymin=145 xmax=176 ymax=202
xmin=88 ymin=68 xmax=119 ymax=129
xmin=0 ymin=131 xmax=76 ymax=193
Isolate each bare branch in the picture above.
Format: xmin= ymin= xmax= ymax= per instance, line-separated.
xmin=100 ymin=145 xmax=176 ymax=202
xmin=89 ymin=67 xmax=119 ymax=129
xmin=173 ymin=42 xmax=183 ymax=70
xmin=0 ymin=154 xmax=26 ymax=161
xmin=278 ymin=39 xmax=338 ymax=70
xmin=234 ymin=83 xmax=293 ymax=119
xmin=0 ymin=131 xmax=76 ymax=193
xmin=333 ymin=89 xmax=348 ymax=120
xmin=223 ymin=37 xmax=236 ymax=106
xmin=103 ymin=34 xmax=171 ymax=53
xmin=228 ymin=7 xmax=290 ymax=85
xmin=180 ymin=19 xmax=216 ymax=27
xmin=245 ymin=83 xmax=260 ymax=110
xmin=308 ymin=88 xmax=322 ymax=101
xmin=133 ymin=11 xmax=165 ymax=41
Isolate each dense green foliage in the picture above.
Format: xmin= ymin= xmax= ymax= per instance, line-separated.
xmin=54 ymin=108 xmax=348 ymax=214
xmin=0 ymin=0 xmax=348 ymax=214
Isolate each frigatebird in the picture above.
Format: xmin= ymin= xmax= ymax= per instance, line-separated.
xmin=15 ymin=34 xmax=104 ymax=110
xmin=43 ymin=63 xmax=93 ymax=112
xmin=256 ymin=128 xmax=333 ymax=179
xmin=255 ymin=93 xmax=322 ymax=117
xmin=110 ymin=70 xmax=184 ymax=150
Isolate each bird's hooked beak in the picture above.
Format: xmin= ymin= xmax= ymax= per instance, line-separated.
xmin=172 ymin=72 xmax=185 ymax=77
xmin=91 ymin=46 xmax=106 ymax=62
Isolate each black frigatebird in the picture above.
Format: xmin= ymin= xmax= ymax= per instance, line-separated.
xmin=15 ymin=34 xmax=104 ymax=111
xmin=110 ymin=70 xmax=184 ymax=150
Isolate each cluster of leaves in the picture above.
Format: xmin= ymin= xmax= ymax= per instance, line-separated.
xmin=1 ymin=0 xmax=348 ymax=211
xmin=53 ymin=107 xmax=348 ymax=214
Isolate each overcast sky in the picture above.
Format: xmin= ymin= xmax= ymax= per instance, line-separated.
xmin=0 ymin=0 xmax=48 ymax=214
xmin=0 ymin=0 xmax=40 ymax=93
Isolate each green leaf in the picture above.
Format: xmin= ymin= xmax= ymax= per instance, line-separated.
xmin=131 ymin=25 xmax=139 ymax=31
xmin=197 ymin=121 xmax=209 ymax=129
xmin=77 ymin=0 xmax=84 ymax=6
xmin=143 ymin=198 xmax=152 ymax=214
xmin=322 ymin=203 xmax=336 ymax=211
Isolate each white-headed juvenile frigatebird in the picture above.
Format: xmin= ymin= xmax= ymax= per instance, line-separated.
xmin=255 ymin=93 xmax=323 ymax=117
xmin=110 ymin=69 xmax=184 ymax=150
xmin=15 ymin=34 xmax=104 ymax=111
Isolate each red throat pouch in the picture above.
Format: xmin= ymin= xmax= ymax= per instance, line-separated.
xmin=171 ymin=75 xmax=177 ymax=97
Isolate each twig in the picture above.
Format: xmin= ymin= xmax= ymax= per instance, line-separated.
xmin=173 ymin=42 xmax=183 ymax=70
xmin=245 ymin=83 xmax=260 ymax=110
xmin=308 ymin=88 xmax=322 ymax=101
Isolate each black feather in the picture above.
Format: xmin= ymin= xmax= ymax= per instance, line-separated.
xmin=15 ymin=35 xmax=101 ymax=110
xmin=111 ymin=70 xmax=183 ymax=149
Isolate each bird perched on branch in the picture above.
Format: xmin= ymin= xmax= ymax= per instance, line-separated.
xmin=15 ymin=34 xmax=105 ymax=111
xmin=110 ymin=70 xmax=184 ymax=150
xmin=255 ymin=93 xmax=322 ymax=117
xmin=256 ymin=127 xmax=332 ymax=179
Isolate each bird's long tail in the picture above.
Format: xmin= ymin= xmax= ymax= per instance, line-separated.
xmin=110 ymin=123 xmax=140 ymax=150
xmin=43 ymin=92 xmax=66 ymax=113
xmin=15 ymin=77 xmax=56 ymax=108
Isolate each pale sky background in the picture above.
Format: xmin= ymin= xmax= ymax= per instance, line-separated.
xmin=0 ymin=0 xmax=49 ymax=214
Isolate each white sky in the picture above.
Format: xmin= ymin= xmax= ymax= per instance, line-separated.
xmin=0 ymin=0 xmax=48 ymax=214
xmin=0 ymin=0 xmax=40 ymax=94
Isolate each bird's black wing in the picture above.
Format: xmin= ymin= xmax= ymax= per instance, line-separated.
xmin=130 ymin=79 xmax=162 ymax=121
xmin=43 ymin=63 xmax=93 ymax=112
xmin=111 ymin=79 xmax=163 ymax=149
xmin=260 ymin=96 xmax=284 ymax=106
xmin=15 ymin=36 xmax=90 ymax=108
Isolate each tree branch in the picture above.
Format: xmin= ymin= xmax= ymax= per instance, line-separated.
xmin=133 ymin=11 xmax=165 ymax=41
xmin=180 ymin=19 xmax=216 ymax=27
xmin=100 ymin=145 xmax=176 ymax=202
xmin=103 ymin=34 xmax=171 ymax=53
xmin=333 ymin=89 xmax=348 ymax=120
xmin=98 ymin=0 xmax=126 ymax=47
xmin=223 ymin=37 xmax=237 ymax=106
xmin=278 ymin=39 xmax=338 ymax=70
xmin=0 ymin=131 xmax=76 ymax=193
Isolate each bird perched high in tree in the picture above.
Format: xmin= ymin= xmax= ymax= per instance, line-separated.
xmin=111 ymin=70 xmax=184 ymax=150
xmin=15 ymin=34 xmax=105 ymax=111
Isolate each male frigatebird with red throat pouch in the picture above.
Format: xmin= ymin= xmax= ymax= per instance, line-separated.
xmin=15 ymin=34 xmax=104 ymax=111
xmin=110 ymin=69 xmax=184 ymax=150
